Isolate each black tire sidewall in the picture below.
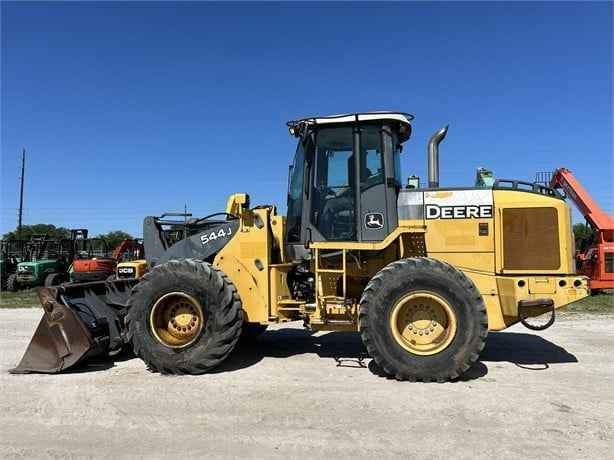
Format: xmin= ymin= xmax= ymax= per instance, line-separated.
xmin=128 ymin=260 xmax=242 ymax=373
xmin=361 ymin=259 xmax=486 ymax=380
xmin=44 ymin=273 xmax=62 ymax=287
xmin=7 ymin=274 xmax=18 ymax=291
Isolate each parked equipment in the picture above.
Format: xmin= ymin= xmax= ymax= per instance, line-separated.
xmin=12 ymin=112 xmax=589 ymax=381
xmin=115 ymin=258 xmax=148 ymax=280
xmin=475 ymin=167 xmax=495 ymax=188
xmin=539 ymin=168 xmax=614 ymax=292
xmin=0 ymin=239 xmax=27 ymax=290
xmin=7 ymin=229 xmax=88 ymax=291
xmin=71 ymin=238 xmax=145 ymax=282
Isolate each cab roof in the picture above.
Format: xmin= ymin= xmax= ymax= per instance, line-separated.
xmin=287 ymin=111 xmax=414 ymax=141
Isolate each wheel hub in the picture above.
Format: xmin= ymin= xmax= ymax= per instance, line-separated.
xmin=149 ymin=292 xmax=205 ymax=348
xmin=390 ymin=292 xmax=457 ymax=356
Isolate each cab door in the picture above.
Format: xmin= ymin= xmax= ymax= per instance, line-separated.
xmin=309 ymin=126 xmax=356 ymax=242
xmin=298 ymin=122 xmax=399 ymax=244
xmin=359 ymin=124 xmax=399 ymax=241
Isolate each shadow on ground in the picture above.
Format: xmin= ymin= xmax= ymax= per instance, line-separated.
xmin=480 ymin=331 xmax=577 ymax=371
xmin=63 ymin=349 xmax=136 ymax=374
xmin=214 ymin=328 xmax=578 ymax=381
xmin=20 ymin=327 xmax=577 ymax=379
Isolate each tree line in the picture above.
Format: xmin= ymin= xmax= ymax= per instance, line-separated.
xmin=2 ymin=224 xmax=134 ymax=250
xmin=3 ymin=222 xmax=596 ymax=251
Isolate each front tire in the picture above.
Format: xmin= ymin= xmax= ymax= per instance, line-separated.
xmin=6 ymin=274 xmax=18 ymax=292
xmin=44 ymin=273 xmax=65 ymax=287
xmin=126 ymin=259 xmax=243 ymax=374
xmin=359 ymin=258 xmax=488 ymax=382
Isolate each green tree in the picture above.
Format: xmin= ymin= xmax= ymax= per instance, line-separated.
xmin=573 ymin=222 xmax=594 ymax=252
xmin=2 ymin=224 xmax=70 ymax=240
xmin=96 ymin=230 xmax=134 ymax=250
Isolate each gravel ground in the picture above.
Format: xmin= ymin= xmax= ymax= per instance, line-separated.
xmin=0 ymin=309 xmax=612 ymax=459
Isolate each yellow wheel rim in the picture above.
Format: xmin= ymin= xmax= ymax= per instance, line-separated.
xmin=149 ymin=292 xmax=205 ymax=348
xmin=389 ymin=291 xmax=457 ymax=356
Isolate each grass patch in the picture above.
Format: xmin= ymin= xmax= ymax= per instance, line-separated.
xmin=560 ymin=292 xmax=614 ymax=316
xmin=0 ymin=289 xmax=41 ymax=308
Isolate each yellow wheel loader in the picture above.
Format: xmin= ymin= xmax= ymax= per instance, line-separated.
xmin=11 ymin=112 xmax=589 ymax=381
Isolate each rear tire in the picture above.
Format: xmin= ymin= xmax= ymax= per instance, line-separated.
xmin=359 ymin=257 xmax=488 ymax=382
xmin=6 ymin=274 xmax=18 ymax=292
xmin=126 ymin=259 xmax=243 ymax=374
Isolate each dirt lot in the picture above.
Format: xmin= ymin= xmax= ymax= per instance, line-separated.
xmin=1 ymin=309 xmax=612 ymax=459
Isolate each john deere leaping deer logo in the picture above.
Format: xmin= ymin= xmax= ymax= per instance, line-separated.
xmin=365 ymin=212 xmax=384 ymax=230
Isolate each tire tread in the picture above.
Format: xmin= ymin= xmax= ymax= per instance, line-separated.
xmin=359 ymin=257 xmax=488 ymax=382
xmin=126 ymin=259 xmax=243 ymax=375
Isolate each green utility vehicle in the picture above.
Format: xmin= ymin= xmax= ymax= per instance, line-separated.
xmin=1 ymin=239 xmax=27 ymax=290
xmin=6 ymin=230 xmax=88 ymax=291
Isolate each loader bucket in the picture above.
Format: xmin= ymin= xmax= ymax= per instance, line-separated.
xmin=10 ymin=278 xmax=136 ymax=374
xmin=10 ymin=288 xmax=94 ymax=374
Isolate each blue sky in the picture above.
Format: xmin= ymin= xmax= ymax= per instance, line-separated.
xmin=1 ymin=1 xmax=612 ymax=236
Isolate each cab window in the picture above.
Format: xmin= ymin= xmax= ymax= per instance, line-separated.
xmin=312 ymin=127 xmax=355 ymax=241
xmin=360 ymin=126 xmax=384 ymax=191
xmin=286 ymin=142 xmax=306 ymax=243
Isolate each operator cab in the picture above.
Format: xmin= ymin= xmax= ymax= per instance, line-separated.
xmin=286 ymin=112 xmax=413 ymax=252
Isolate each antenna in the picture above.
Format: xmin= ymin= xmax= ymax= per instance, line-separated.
xmin=184 ymin=203 xmax=188 ymax=240
xmin=17 ymin=148 xmax=26 ymax=238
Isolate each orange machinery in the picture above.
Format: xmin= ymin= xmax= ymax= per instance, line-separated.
xmin=71 ymin=239 xmax=144 ymax=282
xmin=549 ymin=168 xmax=613 ymax=291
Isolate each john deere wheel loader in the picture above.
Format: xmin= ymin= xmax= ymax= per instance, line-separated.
xmin=11 ymin=112 xmax=589 ymax=381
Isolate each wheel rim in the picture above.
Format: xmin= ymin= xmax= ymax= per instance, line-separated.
xmin=389 ymin=291 xmax=457 ymax=356
xmin=149 ymin=292 xmax=205 ymax=348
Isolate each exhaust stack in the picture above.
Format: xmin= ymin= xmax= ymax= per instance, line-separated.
xmin=427 ymin=125 xmax=449 ymax=188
